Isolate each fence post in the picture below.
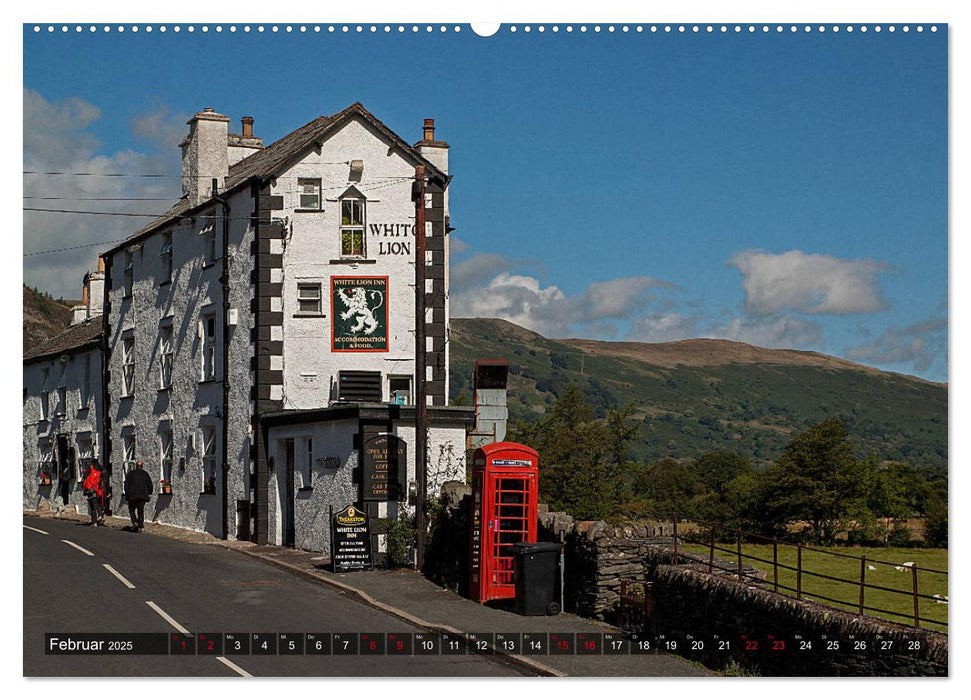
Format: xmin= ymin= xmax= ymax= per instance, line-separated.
xmin=708 ymin=526 xmax=716 ymax=575
xmin=859 ymin=554 xmax=866 ymax=615
xmin=736 ymin=527 xmax=743 ymax=580
xmin=796 ymin=543 xmax=803 ymax=600
xmin=773 ymin=537 xmax=779 ymax=593
xmin=912 ymin=564 xmax=920 ymax=628
xmin=672 ymin=511 xmax=679 ymax=565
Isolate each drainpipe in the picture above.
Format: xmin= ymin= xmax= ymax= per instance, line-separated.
xmin=100 ymin=254 xmax=113 ymax=515
xmin=212 ymin=178 xmax=231 ymax=540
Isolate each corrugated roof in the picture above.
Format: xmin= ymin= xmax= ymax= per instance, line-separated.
xmin=24 ymin=316 xmax=102 ymax=363
xmin=106 ymin=103 xmax=445 ymax=254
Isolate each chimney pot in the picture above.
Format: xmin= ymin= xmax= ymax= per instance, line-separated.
xmin=241 ymin=116 xmax=254 ymax=138
xmin=423 ymin=118 xmax=435 ymax=142
xmin=204 ymin=107 xmax=215 ymax=113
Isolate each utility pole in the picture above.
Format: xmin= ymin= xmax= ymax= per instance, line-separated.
xmin=412 ymin=165 xmax=428 ymax=570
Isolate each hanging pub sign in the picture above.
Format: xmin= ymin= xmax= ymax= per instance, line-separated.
xmin=331 ymin=504 xmax=372 ymax=572
xmin=362 ymin=434 xmax=407 ymax=501
xmin=331 ymin=276 xmax=389 ymax=352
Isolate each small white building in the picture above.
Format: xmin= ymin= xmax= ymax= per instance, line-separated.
xmin=95 ymin=103 xmax=471 ymax=554
xmin=23 ymin=266 xmax=105 ymax=515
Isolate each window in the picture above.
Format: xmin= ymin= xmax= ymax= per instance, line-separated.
xmin=304 ymin=437 xmax=314 ymax=489
xmin=160 ymin=233 xmax=173 ymax=284
xmin=40 ymin=368 xmax=50 ymax=421
xmin=296 ymin=283 xmax=322 ymax=315
xmin=80 ymin=353 xmax=91 ymax=408
xmin=340 ymin=196 xmax=366 ymax=257
xmin=201 ymin=315 xmax=216 ymax=381
xmin=122 ymin=433 xmax=136 ymax=481
xmin=159 ymin=325 xmax=174 ymax=389
xmin=55 ymin=387 xmax=67 ymax=417
xmin=203 ymin=427 xmax=217 ymax=479
xmin=122 ymin=336 xmax=135 ymax=396
xmin=389 ymin=376 xmax=412 ymax=405
xmin=202 ymin=225 xmax=216 ymax=266
xmin=39 ymin=440 xmax=54 ymax=477
xmin=124 ymin=251 xmax=134 ymax=297
xmin=160 ymin=429 xmax=173 ymax=482
xmin=298 ymin=178 xmax=321 ymax=210
xmin=77 ymin=435 xmax=94 ymax=473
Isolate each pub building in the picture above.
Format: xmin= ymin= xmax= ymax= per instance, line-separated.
xmin=23 ymin=103 xmax=494 ymax=558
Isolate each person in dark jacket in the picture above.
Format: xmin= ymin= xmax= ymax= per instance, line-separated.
xmin=123 ymin=460 xmax=153 ymax=532
xmin=82 ymin=459 xmax=104 ymax=526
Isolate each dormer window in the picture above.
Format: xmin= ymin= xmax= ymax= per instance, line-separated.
xmin=339 ymin=188 xmax=366 ymax=258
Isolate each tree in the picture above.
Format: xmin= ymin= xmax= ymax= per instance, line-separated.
xmin=759 ymin=418 xmax=869 ymax=544
xmin=508 ymin=384 xmax=639 ymax=520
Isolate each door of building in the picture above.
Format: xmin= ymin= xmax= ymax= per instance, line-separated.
xmin=283 ymin=438 xmax=295 ymax=547
xmin=56 ymin=435 xmax=72 ymax=505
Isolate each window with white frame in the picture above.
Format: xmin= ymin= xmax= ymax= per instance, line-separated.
xmin=38 ymin=440 xmax=54 ymax=476
xmin=202 ymin=225 xmax=216 ymax=266
xmin=124 ymin=250 xmax=134 ymax=297
xmin=55 ymin=386 xmax=67 ymax=417
xmin=159 ymin=324 xmax=174 ymax=389
xmin=339 ymin=196 xmax=366 ymax=257
xmin=40 ymin=367 xmax=50 ymax=421
xmin=296 ymin=282 xmax=322 ymax=315
xmin=203 ymin=427 xmax=217 ymax=479
xmin=160 ymin=428 xmax=173 ymax=482
xmin=201 ymin=314 xmax=216 ymax=381
xmin=298 ymin=178 xmax=321 ymax=210
xmin=77 ymin=435 xmax=94 ymax=473
xmin=122 ymin=336 xmax=135 ymax=396
xmin=160 ymin=232 xmax=173 ymax=284
xmin=122 ymin=433 xmax=136 ymax=484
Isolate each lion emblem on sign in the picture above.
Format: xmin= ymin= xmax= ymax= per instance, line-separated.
xmin=337 ymin=287 xmax=385 ymax=335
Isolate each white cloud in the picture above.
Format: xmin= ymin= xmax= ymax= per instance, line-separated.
xmin=709 ymin=315 xmax=824 ymax=349
xmin=131 ymin=102 xmax=190 ymax=149
xmin=846 ymin=317 xmax=946 ymax=374
xmin=23 ymin=90 xmax=183 ymax=298
xmin=729 ymin=249 xmax=890 ymax=315
xmin=451 ymin=268 xmax=669 ymax=338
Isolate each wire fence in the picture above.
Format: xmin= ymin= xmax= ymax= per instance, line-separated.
xmin=665 ymin=513 xmax=948 ymax=632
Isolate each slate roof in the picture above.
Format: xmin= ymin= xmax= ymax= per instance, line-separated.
xmin=105 ymin=102 xmax=446 ymax=255
xmin=24 ymin=316 xmax=102 ymax=363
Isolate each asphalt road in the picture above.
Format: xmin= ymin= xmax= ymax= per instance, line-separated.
xmin=23 ymin=516 xmax=526 ymax=677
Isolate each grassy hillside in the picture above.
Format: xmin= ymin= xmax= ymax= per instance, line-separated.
xmin=449 ymin=318 xmax=947 ymax=473
xmin=23 ymin=285 xmax=76 ymax=353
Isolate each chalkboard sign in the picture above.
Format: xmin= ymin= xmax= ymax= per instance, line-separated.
xmin=361 ymin=434 xmax=407 ymax=501
xmin=331 ymin=504 xmax=372 ymax=572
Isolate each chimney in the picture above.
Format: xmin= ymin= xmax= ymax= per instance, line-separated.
xmin=227 ymin=115 xmax=264 ymax=166
xmin=423 ymin=118 xmax=435 ymax=141
xmin=181 ymin=107 xmax=230 ymax=205
xmin=467 ymin=359 xmax=509 ymax=451
xmin=415 ymin=117 xmax=450 ymax=217
xmin=87 ymin=256 xmax=105 ymax=317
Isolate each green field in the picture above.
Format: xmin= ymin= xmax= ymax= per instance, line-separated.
xmin=679 ymin=542 xmax=948 ymax=632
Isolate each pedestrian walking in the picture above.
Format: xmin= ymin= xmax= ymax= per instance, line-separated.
xmin=123 ymin=460 xmax=153 ymax=532
xmin=81 ymin=459 xmax=105 ymax=526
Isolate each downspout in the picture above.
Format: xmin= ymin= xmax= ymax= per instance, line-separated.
xmin=213 ymin=178 xmax=231 ymax=540
xmin=100 ymin=254 xmax=112 ymax=515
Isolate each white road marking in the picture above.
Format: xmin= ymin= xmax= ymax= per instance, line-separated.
xmin=216 ymin=656 xmax=253 ymax=677
xmin=103 ymin=563 xmax=136 ymax=589
xmin=61 ymin=539 xmax=95 ymax=556
xmin=23 ymin=525 xmax=49 ymax=535
xmin=145 ymin=601 xmax=189 ymax=634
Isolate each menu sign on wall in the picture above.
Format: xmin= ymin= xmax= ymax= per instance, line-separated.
xmin=362 ymin=434 xmax=407 ymax=502
xmin=331 ymin=504 xmax=372 ymax=572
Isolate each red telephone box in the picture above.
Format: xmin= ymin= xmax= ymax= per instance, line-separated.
xmin=469 ymin=442 xmax=539 ymax=604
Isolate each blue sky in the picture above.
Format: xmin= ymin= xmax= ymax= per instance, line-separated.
xmin=22 ymin=23 xmax=947 ymax=381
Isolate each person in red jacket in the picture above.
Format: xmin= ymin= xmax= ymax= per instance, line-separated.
xmin=82 ymin=459 xmax=105 ymax=526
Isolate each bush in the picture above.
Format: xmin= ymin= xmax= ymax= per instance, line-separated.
xmin=385 ymin=513 xmax=416 ymax=568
